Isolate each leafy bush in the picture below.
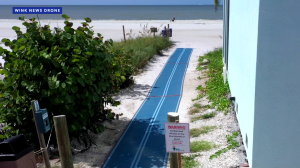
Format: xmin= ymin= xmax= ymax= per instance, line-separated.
xmin=0 ymin=15 xmax=131 ymax=143
xmin=197 ymin=48 xmax=231 ymax=112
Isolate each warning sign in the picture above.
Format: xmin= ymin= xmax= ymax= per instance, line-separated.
xmin=165 ymin=122 xmax=191 ymax=153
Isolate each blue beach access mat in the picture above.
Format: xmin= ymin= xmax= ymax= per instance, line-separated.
xmin=103 ymin=48 xmax=193 ymax=168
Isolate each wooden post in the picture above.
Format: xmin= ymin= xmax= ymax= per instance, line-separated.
xmin=122 ymin=25 xmax=126 ymax=43
xmin=53 ymin=115 xmax=74 ymax=168
xmin=31 ymin=100 xmax=51 ymax=168
xmin=168 ymin=112 xmax=179 ymax=168
xmin=167 ymin=24 xmax=170 ymax=37
xmin=176 ymin=120 xmax=182 ymax=168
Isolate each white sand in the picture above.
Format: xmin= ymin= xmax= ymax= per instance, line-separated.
xmin=0 ymin=19 xmax=232 ymax=167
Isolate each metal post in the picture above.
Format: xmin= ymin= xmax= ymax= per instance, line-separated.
xmin=168 ymin=112 xmax=179 ymax=168
xmin=31 ymin=100 xmax=51 ymax=168
xmin=122 ymin=25 xmax=126 ymax=43
xmin=53 ymin=115 xmax=74 ymax=168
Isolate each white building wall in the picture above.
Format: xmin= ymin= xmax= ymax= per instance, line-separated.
xmin=227 ymin=0 xmax=260 ymax=166
xmin=253 ymin=1 xmax=300 ymax=167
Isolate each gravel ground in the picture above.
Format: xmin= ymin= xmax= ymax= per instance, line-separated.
xmin=186 ymin=100 xmax=243 ymax=168
xmin=182 ymin=81 xmax=248 ymax=168
xmin=177 ymin=62 xmax=248 ymax=168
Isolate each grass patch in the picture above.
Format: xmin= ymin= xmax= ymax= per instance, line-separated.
xmin=190 ymin=126 xmax=218 ymax=137
xmin=193 ymin=103 xmax=202 ymax=109
xmin=189 ymin=108 xmax=200 ymax=115
xmin=201 ymin=112 xmax=216 ymax=119
xmin=189 ymin=103 xmax=213 ymax=115
xmin=191 ymin=141 xmax=217 ymax=152
xmin=192 ymin=93 xmax=203 ymax=101
xmin=210 ymin=132 xmax=240 ymax=159
xmin=191 ymin=112 xmax=216 ymax=122
xmin=202 ymin=104 xmax=211 ymax=109
xmin=191 ymin=116 xmax=202 ymax=122
xmin=182 ymin=154 xmax=200 ymax=168
xmin=113 ymin=36 xmax=174 ymax=70
xmin=196 ymin=48 xmax=231 ymax=113
xmin=193 ymin=103 xmax=211 ymax=110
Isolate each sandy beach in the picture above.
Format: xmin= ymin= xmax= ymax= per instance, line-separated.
xmin=0 ymin=19 xmax=238 ymax=167
xmin=0 ymin=20 xmax=223 ymax=122
xmin=0 ymin=19 xmax=223 ymax=64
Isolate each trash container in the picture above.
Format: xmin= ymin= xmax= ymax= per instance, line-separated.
xmin=0 ymin=135 xmax=37 ymax=168
xmin=161 ymin=29 xmax=172 ymax=37
xmin=162 ymin=30 xmax=167 ymax=37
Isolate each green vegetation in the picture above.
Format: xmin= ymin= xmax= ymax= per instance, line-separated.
xmin=113 ymin=36 xmax=173 ymax=70
xmin=191 ymin=112 xmax=216 ymax=122
xmin=201 ymin=112 xmax=216 ymax=119
xmin=0 ymin=14 xmax=173 ymax=144
xmin=189 ymin=108 xmax=200 ymax=115
xmin=190 ymin=126 xmax=218 ymax=137
xmin=196 ymin=48 xmax=231 ymax=113
xmin=182 ymin=154 xmax=200 ymax=168
xmin=214 ymin=0 xmax=220 ymax=11
xmin=0 ymin=15 xmax=126 ymax=143
xmin=193 ymin=103 xmax=202 ymax=109
xmin=210 ymin=132 xmax=240 ymax=159
xmin=191 ymin=141 xmax=217 ymax=152
xmin=192 ymin=93 xmax=203 ymax=101
xmin=191 ymin=116 xmax=201 ymax=122
xmin=189 ymin=104 xmax=212 ymax=115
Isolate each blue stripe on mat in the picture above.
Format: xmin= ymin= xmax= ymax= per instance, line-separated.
xmin=103 ymin=48 xmax=193 ymax=168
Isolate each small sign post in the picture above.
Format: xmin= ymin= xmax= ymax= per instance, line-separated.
xmin=165 ymin=122 xmax=191 ymax=153
xmin=166 ymin=112 xmax=190 ymax=168
xmin=31 ymin=100 xmax=51 ymax=168
xmin=150 ymin=27 xmax=157 ymax=36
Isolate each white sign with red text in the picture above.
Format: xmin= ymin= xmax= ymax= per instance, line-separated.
xmin=165 ymin=122 xmax=190 ymax=153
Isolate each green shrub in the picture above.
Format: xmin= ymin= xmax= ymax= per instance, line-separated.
xmin=190 ymin=141 xmax=217 ymax=152
xmin=0 ymin=15 xmax=131 ymax=143
xmin=190 ymin=126 xmax=218 ymax=137
xmin=113 ymin=36 xmax=174 ymax=70
xmin=182 ymin=154 xmax=200 ymax=168
xmin=197 ymin=48 xmax=231 ymax=112
xmin=210 ymin=132 xmax=239 ymax=159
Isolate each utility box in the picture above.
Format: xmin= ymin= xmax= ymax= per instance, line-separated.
xmin=35 ymin=108 xmax=50 ymax=134
xmin=0 ymin=134 xmax=37 ymax=168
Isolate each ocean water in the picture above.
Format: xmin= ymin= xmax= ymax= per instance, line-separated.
xmin=0 ymin=5 xmax=223 ymax=20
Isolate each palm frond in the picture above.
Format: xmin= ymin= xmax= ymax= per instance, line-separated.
xmin=214 ymin=0 xmax=220 ymax=12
